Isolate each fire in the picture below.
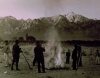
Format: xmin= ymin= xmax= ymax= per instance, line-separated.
xmin=45 ymin=26 xmax=64 ymax=69
xmin=45 ymin=41 xmax=64 ymax=69
xmin=54 ymin=43 xmax=64 ymax=68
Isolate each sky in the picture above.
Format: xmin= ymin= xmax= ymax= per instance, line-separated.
xmin=0 ymin=0 xmax=100 ymax=20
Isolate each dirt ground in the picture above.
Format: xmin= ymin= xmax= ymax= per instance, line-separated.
xmin=0 ymin=44 xmax=100 ymax=78
xmin=0 ymin=55 xmax=100 ymax=78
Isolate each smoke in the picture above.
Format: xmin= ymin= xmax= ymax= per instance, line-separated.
xmin=45 ymin=26 xmax=64 ymax=69
xmin=43 ymin=0 xmax=65 ymax=16
xmin=0 ymin=0 xmax=100 ymax=19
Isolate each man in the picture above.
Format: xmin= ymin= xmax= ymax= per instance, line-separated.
xmin=95 ymin=49 xmax=100 ymax=65
xmin=11 ymin=40 xmax=21 ymax=71
xmin=72 ymin=45 xmax=78 ymax=70
xmin=34 ymin=42 xmax=45 ymax=73
xmin=77 ymin=45 xmax=82 ymax=67
xmin=3 ymin=40 xmax=10 ymax=67
xmin=66 ymin=49 xmax=71 ymax=64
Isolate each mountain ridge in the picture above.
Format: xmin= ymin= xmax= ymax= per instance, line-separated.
xmin=0 ymin=13 xmax=100 ymax=41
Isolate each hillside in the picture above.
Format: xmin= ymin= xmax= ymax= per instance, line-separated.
xmin=0 ymin=13 xmax=100 ymax=41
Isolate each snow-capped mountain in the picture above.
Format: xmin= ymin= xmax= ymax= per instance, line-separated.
xmin=0 ymin=13 xmax=100 ymax=40
xmin=65 ymin=12 xmax=89 ymax=23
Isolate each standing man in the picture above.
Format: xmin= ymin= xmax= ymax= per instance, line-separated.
xmin=95 ymin=49 xmax=100 ymax=65
xmin=66 ymin=49 xmax=71 ymax=64
xmin=72 ymin=45 xmax=78 ymax=70
xmin=11 ymin=40 xmax=21 ymax=71
xmin=77 ymin=45 xmax=82 ymax=67
xmin=3 ymin=40 xmax=10 ymax=67
xmin=34 ymin=42 xmax=45 ymax=73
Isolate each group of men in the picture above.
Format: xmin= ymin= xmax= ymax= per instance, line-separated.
xmin=2 ymin=40 xmax=100 ymax=73
xmin=3 ymin=40 xmax=22 ymax=70
xmin=3 ymin=40 xmax=45 ymax=73
xmin=72 ymin=45 xmax=82 ymax=70
xmin=66 ymin=45 xmax=82 ymax=70
xmin=2 ymin=40 xmax=83 ymax=72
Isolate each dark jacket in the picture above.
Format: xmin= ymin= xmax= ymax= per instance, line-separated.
xmin=66 ymin=52 xmax=70 ymax=57
xmin=34 ymin=46 xmax=45 ymax=59
xmin=12 ymin=44 xmax=21 ymax=56
xmin=72 ymin=49 xmax=78 ymax=60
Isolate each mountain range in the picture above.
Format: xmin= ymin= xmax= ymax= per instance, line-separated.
xmin=0 ymin=12 xmax=100 ymax=41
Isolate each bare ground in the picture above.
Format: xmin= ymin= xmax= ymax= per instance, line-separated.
xmin=0 ymin=55 xmax=100 ymax=78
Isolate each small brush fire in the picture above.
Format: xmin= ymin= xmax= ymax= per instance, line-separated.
xmin=44 ymin=26 xmax=69 ymax=70
xmin=44 ymin=42 xmax=69 ymax=70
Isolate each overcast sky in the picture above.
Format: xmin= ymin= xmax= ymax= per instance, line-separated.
xmin=0 ymin=0 xmax=100 ymax=19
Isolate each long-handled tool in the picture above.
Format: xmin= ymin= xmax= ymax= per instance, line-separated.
xmin=7 ymin=55 xmax=12 ymax=61
xmin=6 ymin=55 xmax=12 ymax=67
xmin=21 ymin=52 xmax=33 ymax=70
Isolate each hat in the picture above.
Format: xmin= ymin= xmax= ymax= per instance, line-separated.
xmin=36 ymin=41 xmax=41 ymax=46
xmin=15 ymin=40 xmax=19 ymax=44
